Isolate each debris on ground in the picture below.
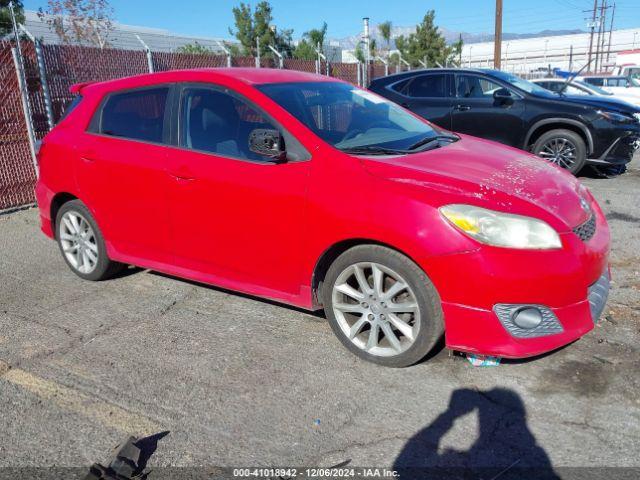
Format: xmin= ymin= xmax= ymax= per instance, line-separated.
xmin=84 ymin=431 xmax=169 ymax=480
xmin=466 ymin=354 xmax=501 ymax=367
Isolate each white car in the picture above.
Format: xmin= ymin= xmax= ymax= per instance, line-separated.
xmin=579 ymin=76 xmax=640 ymax=103
xmin=533 ymin=78 xmax=640 ymax=108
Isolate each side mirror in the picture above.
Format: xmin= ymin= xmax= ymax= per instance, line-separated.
xmin=249 ymin=128 xmax=286 ymax=162
xmin=493 ymin=88 xmax=513 ymax=103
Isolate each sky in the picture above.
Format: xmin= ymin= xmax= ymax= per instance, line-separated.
xmin=22 ymin=0 xmax=640 ymax=40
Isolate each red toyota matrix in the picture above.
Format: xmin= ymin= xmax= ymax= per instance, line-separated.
xmin=35 ymin=69 xmax=610 ymax=367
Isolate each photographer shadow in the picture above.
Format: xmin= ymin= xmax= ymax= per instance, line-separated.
xmin=393 ymin=388 xmax=560 ymax=480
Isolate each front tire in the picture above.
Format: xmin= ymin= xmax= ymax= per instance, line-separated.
xmin=322 ymin=245 xmax=444 ymax=367
xmin=55 ymin=200 xmax=123 ymax=281
xmin=532 ymin=129 xmax=587 ymax=175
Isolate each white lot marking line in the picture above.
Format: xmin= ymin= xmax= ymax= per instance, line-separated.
xmin=0 ymin=360 xmax=161 ymax=435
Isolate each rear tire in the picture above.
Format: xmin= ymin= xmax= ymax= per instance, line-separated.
xmin=55 ymin=200 xmax=123 ymax=281
xmin=532 ymin=129 xmax=587 ymax=175
xmin=322 ymin=245 xmax=444 ymax=367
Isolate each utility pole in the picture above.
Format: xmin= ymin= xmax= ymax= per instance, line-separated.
xmin=594 ymin=0 xmax=606 ymax=72
xmin=606 ymin=2 xmax=615 ymax=64
xmin=494 ymin=0 xmax=503 ymax=69
xmin=256 ymin=37 xmax=261 ymax=68
xmin=586 ymin=0 xmax=598 ymax=72
xmin=599 ymin=1 xmax=609 ymax=71
xmin=363 ymin=17 xmax=370 ymax=87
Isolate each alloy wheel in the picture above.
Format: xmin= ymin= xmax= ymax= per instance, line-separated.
xmin=331 ymin=262 xmax=421 ymax=357
xmin=58 ymin=211 xmax=99 ymax=274
xmin=537 ymin=137 xmax=578 ymax=169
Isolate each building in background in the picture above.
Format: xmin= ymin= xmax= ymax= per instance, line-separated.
xmin=462 ymin=28 xmax=640 ymax=75
xmin=19 ymin=10 xmax=234 ymax=53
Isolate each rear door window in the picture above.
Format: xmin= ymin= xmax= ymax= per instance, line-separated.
xmin=404 ymin=74 xmax=450 ymax=98
xmin=96 ymin=87 xmax=169 ymax=143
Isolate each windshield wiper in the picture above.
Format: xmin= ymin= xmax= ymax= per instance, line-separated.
xmin=408 ymin=133 xmax=459 ymax=151
xmin=338 ymin=145 xmax=411 ymax=155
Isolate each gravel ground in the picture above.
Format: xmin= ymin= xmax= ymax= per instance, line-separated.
xmin=0 ymin=155 xmax=639 ymax=479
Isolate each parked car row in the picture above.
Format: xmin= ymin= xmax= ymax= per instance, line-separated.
xmin=531 ymin=78 xmax=640 ymax=108
xmin=36 ymin=67 xmax=616 ymax=366
xmin=369 ymin=68 xmax=640 ymax=175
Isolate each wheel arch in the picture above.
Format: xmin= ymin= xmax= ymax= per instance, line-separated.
xmin=524 ymin=118 xmax=593 ymax=155
xmin=311 ymin=238 xmax=421 ymax=307
xmin=50 ymin=192 xmax=79 ymax=238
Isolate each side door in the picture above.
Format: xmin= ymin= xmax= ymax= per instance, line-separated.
xmin=165 ymin=84 xmax=310 ymax=297
xmin=451 ymin=73 xmax=525 ymax=147
xmin=75 ymin=85 xmax=173 ymax=264
xmin=390 ymin=73 xmax=453 ymax=129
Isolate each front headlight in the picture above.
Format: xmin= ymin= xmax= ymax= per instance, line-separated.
xmin=440 ymin=204 xmax=562 ymax=249
xmin=598 ymin=110 xmax=634 ymax=123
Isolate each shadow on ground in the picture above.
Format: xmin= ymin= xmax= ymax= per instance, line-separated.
xmin=393 ymin=388 xmax=560 ymax=480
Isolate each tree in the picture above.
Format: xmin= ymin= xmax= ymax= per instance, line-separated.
xmin=394 ymin=10 xmax=459 ymax=68
xmin=38 ymin=0 xmax=114 ymax=49
xmin=176 ymin=42 xmax=215 ymax=55
xmin=450 ymin=34 xmax=464 ymax=67
xmin=229 ymin=1 xmax=293 ymax=58
xmin=0 ymin=0 xmax=25 ymax=37
xmin=369 ymin=38 xmax=377 ymax=59
xmin=377 ymin=20 xmax=392 ymax=58
xmin=293 ymin=22 xmax=327 ymax=60
xmin=305 ymin=21 xmax=327 ymax=55
xmin=354 ymin=43 xmax=365 ymax=64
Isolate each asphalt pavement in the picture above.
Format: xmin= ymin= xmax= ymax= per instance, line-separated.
xmin=0 ymin=155 xmax=639 ymax=478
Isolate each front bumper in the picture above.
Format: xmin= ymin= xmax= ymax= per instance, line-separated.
xmin=424 ymin=204 xmax=610 ymax=358
xmin=587 ymin=130 xmax=640 ymax=166
xmin=441 ymin=270 xmax=609 ymax=358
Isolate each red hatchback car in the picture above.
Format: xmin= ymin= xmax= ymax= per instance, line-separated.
xmin=36 ymin=69 xmax=610 ymax=367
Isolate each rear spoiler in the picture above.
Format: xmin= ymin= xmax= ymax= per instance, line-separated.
xmin=69 ymin=81 xmax=95 ymax=94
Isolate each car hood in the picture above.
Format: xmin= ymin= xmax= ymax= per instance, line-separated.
xmin=545 ymin=93 xmax=640 ymax=113
xmin=361 ymin=135 xmax=591 ymax=231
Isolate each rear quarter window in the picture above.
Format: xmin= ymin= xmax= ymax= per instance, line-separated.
xmin=92 ymin=87 xmax=169 ymax=143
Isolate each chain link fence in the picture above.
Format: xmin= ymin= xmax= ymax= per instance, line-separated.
xmin=0 ymin=41 xmax=38 ymax=210
xmin=0 ymin=39 xmax=392 ymax=211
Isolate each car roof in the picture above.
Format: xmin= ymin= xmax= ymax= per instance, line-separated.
xmin=72 ymin=68 xmax=340 ymax=94
xmin=370 ymin=67 xmax=497 ymax=84
xmin=582 ymin=75 xmax=626 ymax=79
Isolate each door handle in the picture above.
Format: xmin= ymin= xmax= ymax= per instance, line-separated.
xmin=454 ymin=104 xmax=471 ymax=111
xmin=168 ymin=172 xmax=195 ymax=182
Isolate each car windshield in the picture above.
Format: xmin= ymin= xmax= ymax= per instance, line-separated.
xmin=488 ymin=70 xmax=552 ymax=95
xmin=257 ymin=81 xmax=446 ymax=152
xmin=575 ymin=80 xmax=612 ymax=95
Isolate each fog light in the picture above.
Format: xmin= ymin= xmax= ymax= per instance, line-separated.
xmin=512 ymin=308 xmax=543 ymax=329
xmin=493 ymin=303 xmax=563 ymax=338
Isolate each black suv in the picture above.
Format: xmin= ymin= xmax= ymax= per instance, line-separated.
xmin=369 ymin=68 xmax=640 ymax=174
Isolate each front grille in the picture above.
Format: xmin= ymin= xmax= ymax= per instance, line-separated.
xmin=573 ymin=214 xmax=596 ymax=242
xmin=588 ymin=272 xmax=610 ymax=324
xmin=493 ymin=304 xmax=564 ymax=338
